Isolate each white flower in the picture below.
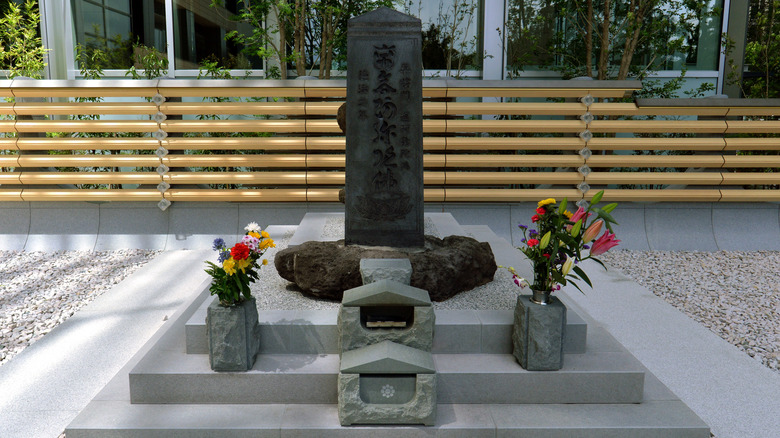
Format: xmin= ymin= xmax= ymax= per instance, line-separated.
xmin=244 ymin=222 xmax=261 ymax=233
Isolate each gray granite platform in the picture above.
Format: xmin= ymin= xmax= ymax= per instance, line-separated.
xmin=61 ymin=213 xmax=710 ymax=437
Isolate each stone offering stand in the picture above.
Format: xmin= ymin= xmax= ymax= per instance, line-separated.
xmin=65 ymin=212 xmax=710 ymax=437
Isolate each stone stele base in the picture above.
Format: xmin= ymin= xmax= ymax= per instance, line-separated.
xmin=206 ymin=296 xmax=260 ymax=372
xmin=338 ymin=373 xmax=437 ymax=426
xmin=512 ymin=294 xmax=567 ymax=371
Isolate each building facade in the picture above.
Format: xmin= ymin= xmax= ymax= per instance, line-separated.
xmin=38 ymin=1 xmax=749 ymax=96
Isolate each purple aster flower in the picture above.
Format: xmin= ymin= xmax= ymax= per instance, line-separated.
xmin=518 ymin=224 xmax=528 ymax=230
xmin=529 ymin=229 xmax=539 ymax=237
xmin=212 ymin=238 xmax=226 ymax=251
xmin=217 ymin=250 xmax=230 ymax=263
xmin=583 ymin=244 xmax=590 ymax=250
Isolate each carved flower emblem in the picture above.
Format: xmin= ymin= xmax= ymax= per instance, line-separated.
xmin=380 ymin=384 xmax=395 ymax=398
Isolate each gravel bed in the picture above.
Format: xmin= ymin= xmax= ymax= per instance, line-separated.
xmin=599 ymin=250 xmax=779 ymax=374
xmin=0 ymin=250 xmax=160 ymax=367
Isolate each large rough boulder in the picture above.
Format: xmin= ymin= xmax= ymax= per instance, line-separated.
xmin=274 ymin=235 xmax=496 ymax=301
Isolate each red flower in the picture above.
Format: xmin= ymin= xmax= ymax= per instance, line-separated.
xmin=527 ymin=238 xmax=540 ymax=247
xmin=531 ymin=214 xmax=540 ymax=222
xmin=536 ymin=206 xmax=547 ymax=215
xmin=543 ymin=253 xmax=551 ymax=258
xmin=230 ymin=243 xmax=251 ymax=260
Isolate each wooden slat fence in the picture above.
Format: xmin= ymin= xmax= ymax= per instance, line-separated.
xmin=0 ymin=79 xmax=777 ymax=204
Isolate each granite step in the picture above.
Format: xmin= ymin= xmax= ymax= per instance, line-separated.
xmin=130 ymin=325 xmax=643 ymax=405
xmin=185 ymin=301 xmax=588 ymax=355
xmin=65 ymin=401 xmax=710 ymax=438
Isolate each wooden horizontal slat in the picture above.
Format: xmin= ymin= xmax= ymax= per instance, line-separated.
xmin=0 ymin=173 xmax=21 ymax=184
xmin=593 ymin=189 xmax=722 ymax=202
xmin=19 ymin=172 xmax=160 ymax=184
xmin=167 ymin=137 xmax=308 ymax=150
xmin=432 ymin=154 xmax=585 ymax=167
xmin=587 ymin=137 xmax=726 ymax=151
xmin=721 ymin=173 xmax=780 ymax=185
xmin=443 ymin=172 xmax=581 ymax=185
xmin=14 ymin=120 xmax=156 ymax=133
xmin=306 ymin=138 xmax=346 ymax=150
xmin=159 ymin=87 xmax=307 ymax=98
xmin=15 ymin=137 xmax=160 ymax=150
xmin=16 ymin=155 xmax=160 ymax=166
xmin=0 ymin=102 xmax=156 ymax=116
xmin=306 ymin=188 xmax=342 ymax=202
xmin=726 ymin=108 xmax=780 ymax=116
xmin=436 ymin=88 xmax=636 ymax=99
xmin=442 ymin=137 xmax=583 ymax=151
xmin=306 ymin=172 xmax=346 ymax=185
xmin=163 ymin=120 xmax=307 ymax=133
xmin=165 ymin=188 xmax=308 ymax=201
xmin=303 ymin=87 xmax=347 ymax=98
xmin=589 ymin=120 xmax=727 ymax=134
xmin=722 ymin=155 xmax=780 ymax=167
xmin=724 ymin=137 xmax=780 ymax=151
xmin=0 ymin=189 xmax=23 ymax=200
xmin=11 ymin=87 xmax=159 ymax=98
xmin=719 ymin=189 xmax=780 ymax=201
xmin=0 ymin=156 xmax=19 ymax=167
xmin=161 ymin=102 xmax=308 ymax=115
xmin=168 ymin=172 xmax=307 ymax=185
xmin=424 ymin=188 xmax=446 ymax=202
xmin=444 ymin=119 xmax=584 ymax=133
xmin=443 ymin=188 xmax=583 ymax=202
xmin=725 ymin=120 xmax=780 ymax=133
xmin=587 ymin=155 xmax=725 ymax=167
xmin=585 ymin=171 xmax=723 ymax=185
xmin=19 ymin=189 xmax=162 ymax=201
xmin=441 ymin=102 xmax=584 ymax=116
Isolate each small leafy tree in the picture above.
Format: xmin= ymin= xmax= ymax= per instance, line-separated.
xmin=126 ymin=41 xmax=169 ymax=79
xmin=0 ymin=0 xmax=47 ymax=78
xmin=723 ymin=0 xmax=780 ymax=99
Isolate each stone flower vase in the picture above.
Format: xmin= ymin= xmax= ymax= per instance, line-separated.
xmin=511 ymin=291 xmax=567 ymax=371
xmin=206 ymin=296 xmax=260 ymax=372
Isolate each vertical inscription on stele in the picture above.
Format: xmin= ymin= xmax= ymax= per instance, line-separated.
xmin=346 ymin=8 xmax=423 ymax=248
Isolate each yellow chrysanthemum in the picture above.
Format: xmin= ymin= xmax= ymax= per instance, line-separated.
xmin=223 ymin=258 xmax=236 ymax=276
xmin=237 ymin=258 xmax=251 ymax=273
xmin=563 ymin=210 xmax=573 ymax=219
xmin=261 ymin=230 xmax=270 ymax=238
xmin=537 ymin=198 xmax=556 ymax=207
xmin=248 ymin=231 xmax=261 ymax=239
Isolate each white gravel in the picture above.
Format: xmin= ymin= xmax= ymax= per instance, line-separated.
xmin=0 ymin=249 xmax=160 ymax=367
xmin=599 ymin=250 xmax=779 ymax=374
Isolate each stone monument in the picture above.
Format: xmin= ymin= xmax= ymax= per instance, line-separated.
xmin=345 ymin=7 xmax=424 ymax=248
xmin=274 ymin=7 xmax=497 ymax=301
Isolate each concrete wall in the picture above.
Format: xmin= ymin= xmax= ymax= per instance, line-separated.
xmin=1 ymin=201 xmax=778 ymax=251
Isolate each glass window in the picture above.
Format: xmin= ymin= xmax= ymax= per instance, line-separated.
xmin=505 ymin=0 xmax=723 ymax=77
xmin=71 ymin=0 xmax=167 ymax=70
xmin=173 ymin=0 xmax=259 ymax=70
xmin=399 ymin=0 xmax=483 ymax=75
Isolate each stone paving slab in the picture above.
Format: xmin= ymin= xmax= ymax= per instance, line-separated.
xmin=65 ymin=401 xmax=709 ymax=438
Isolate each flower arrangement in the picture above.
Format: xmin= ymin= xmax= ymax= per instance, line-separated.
xmin=205 ymin=222 xmax=275 ymax=306
xmin=506 ymin=191 xmax=619 ymax=299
